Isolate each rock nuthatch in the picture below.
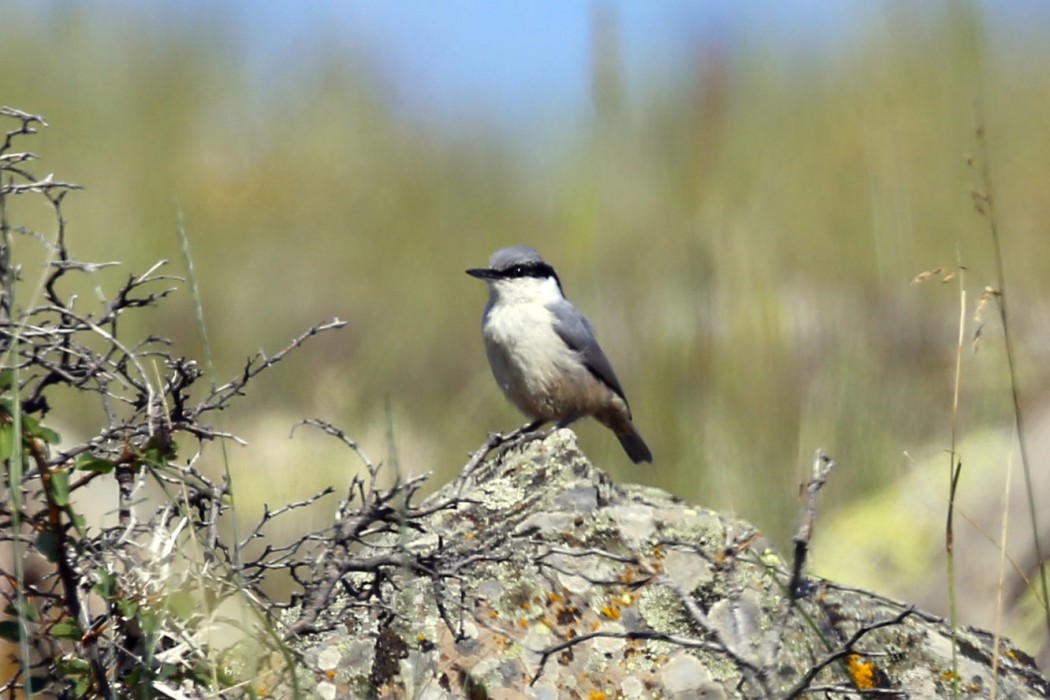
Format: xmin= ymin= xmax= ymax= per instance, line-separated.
xmin=467 ymin=246 xmax=652 ymax=463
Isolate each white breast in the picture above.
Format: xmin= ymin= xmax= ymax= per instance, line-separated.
xmin=482 ymin=292 xmax=598 ymax=420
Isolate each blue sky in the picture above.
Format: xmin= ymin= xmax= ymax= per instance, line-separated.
xmin=225 ymin=1 xmax=864 ymax=124
xmin=26 ymin=1 xmax=1050 ymax=132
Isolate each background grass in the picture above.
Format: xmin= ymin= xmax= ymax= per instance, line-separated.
xmin=3 ymin=1 xmax=1049 ymax=663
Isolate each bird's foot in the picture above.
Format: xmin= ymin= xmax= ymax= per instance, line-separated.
xmin=491 ymin=421 xmax=551 ymax=458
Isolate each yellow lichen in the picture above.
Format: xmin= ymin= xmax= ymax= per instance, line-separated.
xmin=848 ymin=654 xmax=876 ymax=690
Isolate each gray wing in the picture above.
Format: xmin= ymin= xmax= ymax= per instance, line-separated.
xmin=549 ymin=299 xmax=630 ymax=406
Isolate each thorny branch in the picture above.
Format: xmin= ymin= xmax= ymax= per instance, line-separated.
xmin=0 ymin=107 xmax=376 ymax=698
xmin=280 ymin=419 xmax=458 ymax=640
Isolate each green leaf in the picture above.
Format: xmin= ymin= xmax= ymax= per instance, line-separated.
xmin=93 ymin=569 xmax=118 ymax=599
xmin=143 ymin=446 xmax=167 ymax=468
xmin=20 ymin=414 xmax=39 ymax=435
xmin=11 ymin=598 xmax=38 ymax=622
xmin=33 ymin=424 xmax=62 ymax=445
xmin=73 ymin=676 xmax=92 ymax=696
xmin=19 ymin=414 xmax=61 ymax=444
xmin=57 ymin=656 xmax=91 ymax=674
xmin=69 ymin=511 xmax=87 ymax=538
xmin=117 ymin=598 xmax=139 ymax=620
xmin=49 ymin=469 xmax=71 ymax=507
xmin=75 ymin=453 xmax=116 ymax=474
xmin=51 ymin=619 xmax=81 ymax=640
xmin=0 ymin=423 xmax=13 ymax=461
xmin=0 ymin=620 xmax=23 ymax=642
xmin=0 ymin=369 xmax=14 ymax=392
xmin=35 ymin=529 xmax=60 ymax=563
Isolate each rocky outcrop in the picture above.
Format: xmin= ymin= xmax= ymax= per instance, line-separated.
xmin=284 ymin=430 xmax=1048 ymax=699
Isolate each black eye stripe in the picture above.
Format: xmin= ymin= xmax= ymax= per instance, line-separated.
xmin=506 ymin=262 xmax=555 ymax=279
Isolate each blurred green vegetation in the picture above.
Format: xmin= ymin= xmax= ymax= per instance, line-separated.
xmin=3 ymin=3 xmax=1049 ymax=557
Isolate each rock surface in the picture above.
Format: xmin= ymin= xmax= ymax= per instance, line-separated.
xmin=283 ymin=430 xmax=1048 ymax=699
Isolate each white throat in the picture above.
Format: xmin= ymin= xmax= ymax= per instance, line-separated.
xmin=489 ymin=275 xmax=564 ymax=307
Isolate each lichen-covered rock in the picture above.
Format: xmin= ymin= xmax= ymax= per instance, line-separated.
xmin=283 ymin=430 xmax=1048 ymax=699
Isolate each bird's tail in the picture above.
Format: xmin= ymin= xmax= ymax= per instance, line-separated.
xmin=595 ymin=401 xmax=653 ymax=464
xmin=616 ymin=423 xmax=653 ymax=464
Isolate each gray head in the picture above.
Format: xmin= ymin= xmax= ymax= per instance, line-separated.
xmin=487 ymin=245 xmax=544 ymax=270
xmin=467 ymin=245 xmax=564 ymax=304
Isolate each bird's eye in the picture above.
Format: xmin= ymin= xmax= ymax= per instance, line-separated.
xmin=511 ymin=265 xmax=526 ymax=277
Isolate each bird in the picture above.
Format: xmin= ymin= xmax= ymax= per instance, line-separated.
xmin=466 ymin=245 xmax=652 ymax=463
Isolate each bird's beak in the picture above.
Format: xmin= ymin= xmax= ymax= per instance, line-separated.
xmin=466 ymin=267 xmax=499 ymax=280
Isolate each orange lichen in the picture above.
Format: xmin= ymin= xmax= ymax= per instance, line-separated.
xmin=599 ymin=604 xmax=621 ymax=621
xmin=848 ymin=654 xmax=876 ymax=690
xmin=588 ymin=691 xmax=608 ymax=700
